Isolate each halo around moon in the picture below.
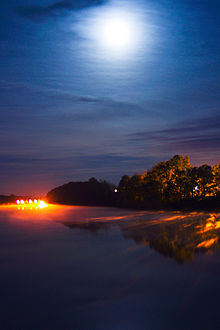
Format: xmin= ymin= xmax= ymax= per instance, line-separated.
xmin=94 ymin=9 xmax=142 ymax=58
xmin=72 ymin=2 xmax=147 ymax=61
xmin=97 ymin=15 xmax=136 ymax=53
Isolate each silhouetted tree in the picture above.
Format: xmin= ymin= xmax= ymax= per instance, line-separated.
xmin=116 ymin=155 xmax=219 ymax=209
xmin=46 ymin=155 xmax=219 ymax=210
xmin=47 ymin=178 xmax=115 ymax=206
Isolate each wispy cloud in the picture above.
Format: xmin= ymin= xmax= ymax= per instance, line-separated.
xmin=16 ymin=0 xmax=107 ymax=21
xmin=0 ymin=89 xmax=155 ymax=131
xmin=0 ymin=153 xmax=156 ymax=193
xmin=128 ymin=113 xmax=220 ymax=161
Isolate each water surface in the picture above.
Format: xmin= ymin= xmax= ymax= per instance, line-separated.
xmin=0 ymin=205 xmax=219 ymax=330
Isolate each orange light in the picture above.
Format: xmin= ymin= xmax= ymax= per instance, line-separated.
xmin=38 ymin=200 xmax=47 ymax=209
xmin=15 ymin=198 xmax=48 ymax=210
xmin=197 ymin=237 xmax=218 ymax=248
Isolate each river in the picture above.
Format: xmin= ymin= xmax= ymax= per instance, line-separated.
xmin=0 ymin=204 xmax=219 ymax=330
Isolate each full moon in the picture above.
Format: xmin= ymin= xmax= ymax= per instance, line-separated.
xmin=73 ymin=3 xmax=145 ymax=60
xmin=94 ymin=10 xmax=141 ymax=57
xmin=99 ymin=17 xmax=134 ymax=52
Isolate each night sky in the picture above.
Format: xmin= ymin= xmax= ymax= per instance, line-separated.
xmin=0 ymin=0 xmax=219 ymax=195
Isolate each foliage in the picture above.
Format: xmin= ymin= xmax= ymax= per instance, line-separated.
xmin=46 ymin=155 xmax=219 ymax=210
xmin=46 ymin=178 xmax=116 ymax=206
xmin=116 ymin=155 xmax=220 ymax=209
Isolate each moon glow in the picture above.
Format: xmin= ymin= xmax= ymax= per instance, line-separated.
xmin=73 ymin=3 xmax=146 ymax=60
xmin=94 ymin=9 xmax=142 ymax=58
xmin=99 ymin=17 xmax=134 ymax=52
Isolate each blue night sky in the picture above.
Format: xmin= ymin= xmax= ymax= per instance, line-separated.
xmin=0 ymin=0 xmax=219 ymax=195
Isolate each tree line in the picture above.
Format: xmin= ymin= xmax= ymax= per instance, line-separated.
xmin=46 ymin=155 xmax=220 ymax=210
xmin=1 ymin=155 xmax=219 ymax=209
xmin=117 ymin=155 xmax=220 ymax=209
xmin=46 ymin=177 xmax=116 ymax=206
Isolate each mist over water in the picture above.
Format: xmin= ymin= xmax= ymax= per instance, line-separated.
xmin=0 ymin=205 xmax=219 ymax=329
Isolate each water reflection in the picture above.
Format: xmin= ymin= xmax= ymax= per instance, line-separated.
xmin=60 ymin=212 xmax=220 ymax=263
xmin=1 ymin=205 xmax=220 ymax=263
xmin=0 ymin=205 xmax=219 ymax=329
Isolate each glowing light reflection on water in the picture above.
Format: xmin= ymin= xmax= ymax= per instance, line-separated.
xmin=0 ymin=205 xmax=219 ymax=330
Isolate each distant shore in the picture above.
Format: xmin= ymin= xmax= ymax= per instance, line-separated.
xmin=1 ymin=193 xmax=219 ymax=213
xmin=1 ymin=155 xmax=219 ymax=213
